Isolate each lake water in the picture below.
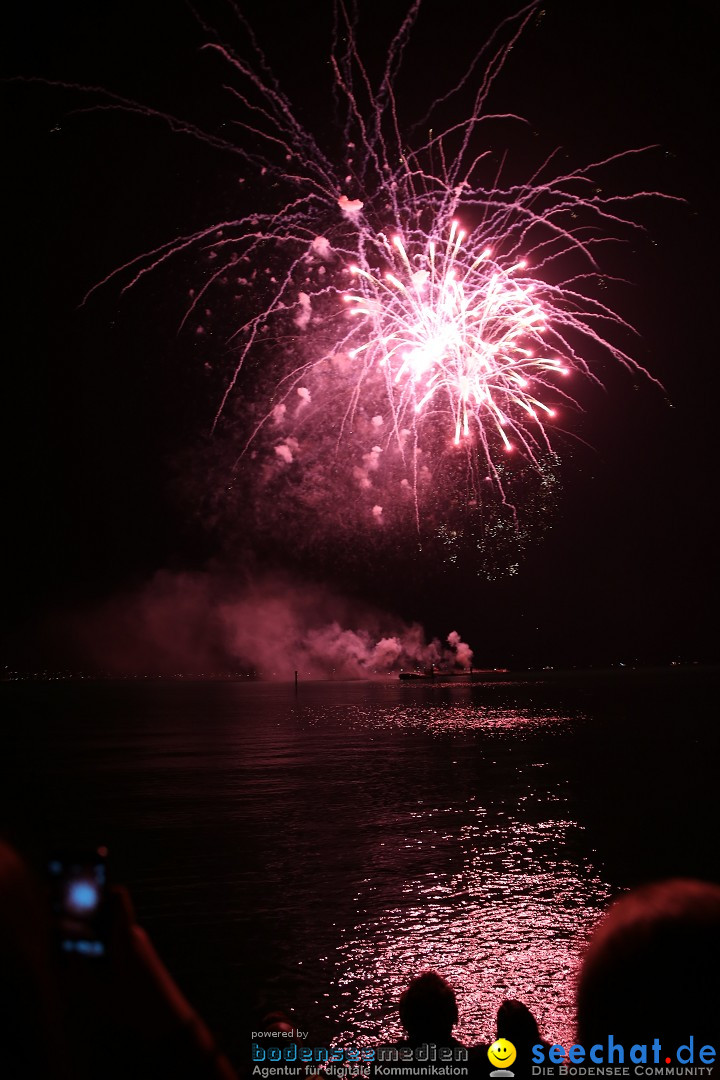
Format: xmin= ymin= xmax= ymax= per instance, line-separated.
xmin=1 ymin=669 xmax=717 ymax=1067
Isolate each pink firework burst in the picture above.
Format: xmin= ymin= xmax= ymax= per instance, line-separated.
xmin=345 ymin=228 xmax=567 ymax=459
xmin=67 ymin=1 xmax=672 ymax=540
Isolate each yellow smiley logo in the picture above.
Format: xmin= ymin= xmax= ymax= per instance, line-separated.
xmin=488 ymin=1039 xmax=517 ymax=1069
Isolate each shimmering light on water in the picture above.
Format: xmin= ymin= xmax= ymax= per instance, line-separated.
xmin=300 ymin=702 xmax=613 ymax=1046
xmin=7 ymin=671 xmax=715 ymax=1066
xmin=332 ymin=810 xmax=610 ymax=1046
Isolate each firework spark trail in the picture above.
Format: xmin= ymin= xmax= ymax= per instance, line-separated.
xmin=64 ymin=1 xmax=671 ymax=522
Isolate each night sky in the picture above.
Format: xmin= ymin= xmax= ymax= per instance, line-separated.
xmin=3 ymin=0 xmax=719 ymax=671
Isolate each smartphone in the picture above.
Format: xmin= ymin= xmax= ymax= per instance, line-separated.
xmin=48 ymin=846 xmax=108 ymax=958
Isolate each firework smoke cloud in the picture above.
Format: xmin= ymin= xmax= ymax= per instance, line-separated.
xmin=68 ymin=571 xmax=473 ymax=679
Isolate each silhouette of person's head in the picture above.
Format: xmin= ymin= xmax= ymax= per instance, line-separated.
xmin=261 ymin=1011 xmax=294 ymax=1035
xmin=576 ymin=879 xmax=720 ymax=1046
xmin=399 ymin=971 xmax=459 ymax=1045
xmin=496 ymin=999 xmax=542 ymax=1046
xmin=253 ymin=1010 xmax=298 ymax=1055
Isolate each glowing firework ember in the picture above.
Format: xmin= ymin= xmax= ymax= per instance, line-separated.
xmin=67 ymin=2 xmax=669 ymax=568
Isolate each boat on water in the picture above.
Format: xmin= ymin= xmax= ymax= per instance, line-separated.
xmin=398 ymin=667 xmax=510 ymax=681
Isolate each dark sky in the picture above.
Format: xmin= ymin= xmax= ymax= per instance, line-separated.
xmin=2 ymin=0 xmax=719 ymax=670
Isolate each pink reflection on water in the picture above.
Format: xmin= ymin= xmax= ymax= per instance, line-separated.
xmin=317 ymin=704 xmax=614 ymax=1048
xmin=314 ymin=701 xmax=574 ymax=738
xmin=331 ymin=811 xmax=612 ymax=1047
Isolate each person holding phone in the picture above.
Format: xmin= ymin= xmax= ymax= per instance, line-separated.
xmin=0 ymin=837 xmax=238 ymax=1080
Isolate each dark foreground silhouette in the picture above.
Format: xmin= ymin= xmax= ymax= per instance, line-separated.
xmin=3 ymin=837 xmax=719 ymax=1079
xmin=576 ymin=878 xmax=720 ymax=1050
xmin=0 ymin=839 xmax=237 ymax=1080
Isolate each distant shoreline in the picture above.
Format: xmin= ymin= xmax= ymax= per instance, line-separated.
xmin=3 ymin=663 xmax=718 ymax=685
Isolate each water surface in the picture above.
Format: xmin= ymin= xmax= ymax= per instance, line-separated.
xmin=2 ymin=670 xmax=717 ymax=1063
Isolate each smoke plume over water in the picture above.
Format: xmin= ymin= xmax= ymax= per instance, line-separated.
xmin=68 ymin=571 xmax=473 ymax=679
